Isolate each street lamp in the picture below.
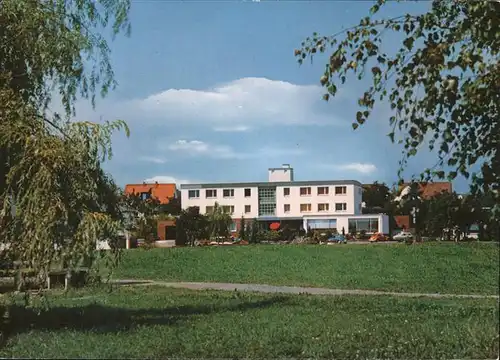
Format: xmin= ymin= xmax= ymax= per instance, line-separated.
xmin=394 ymin=183 xmax=421 ymax=242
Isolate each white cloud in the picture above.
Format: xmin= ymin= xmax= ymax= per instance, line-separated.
xmin=167 ymin=140 xmax=239 ymax=159
xmin=135 ymin=77 xmax=344 ymax=129
xmin=137 ymin=156 xmax=168 ymax=164
xmin=143 ymin=175 xmax=192 ymax=186
xmin=163 ymin=139 xmax=305 ymax=160
xmin=214 ymin=125 xmax=250 ymax=132
xmin=336 ymin=163 xmax=378 ymax=174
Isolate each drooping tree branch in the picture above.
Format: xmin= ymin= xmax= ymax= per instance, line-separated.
xmin=296 ymin=0 xmax=499 ymax=218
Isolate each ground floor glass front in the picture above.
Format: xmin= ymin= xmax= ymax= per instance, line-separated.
xmin=348 ymin=218 xmax=379 ymax=234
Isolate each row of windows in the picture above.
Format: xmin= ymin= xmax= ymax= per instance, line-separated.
xmin=202 ymin=203 xmax=348 ymax=215
xmin=205 ymin=205 xmax=251 ymax=215
xmin=188 ymin=188 xmax=252 ymax=199
xmin=188 ymin=186 xmax=350 ymax=199
xmin=297 ymin=203 xmax=347 ymax=213
xmin=296 ymin=186 xmax=347 ymax=196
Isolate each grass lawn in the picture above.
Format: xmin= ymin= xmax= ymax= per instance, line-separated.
xmin=1 ymin=285 xmax=498 ymax=359
xmin=111 ymin=243 xmax=499 ymax=295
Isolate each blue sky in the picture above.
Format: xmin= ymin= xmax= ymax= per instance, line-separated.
xmin=68 ymin=0 xmax=471 ymax=192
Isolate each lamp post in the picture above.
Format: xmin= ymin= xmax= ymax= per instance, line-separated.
xmin=411 ymin=206 xmax=420 ymax=243
xmin=394 ymin=182 xmax=421 ymax=243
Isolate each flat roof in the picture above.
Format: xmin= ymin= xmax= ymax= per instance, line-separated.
xmin=181 ymin=180 xmax=362 ymax=190
xmin=125 ymin=183 xmax=176 ymax=186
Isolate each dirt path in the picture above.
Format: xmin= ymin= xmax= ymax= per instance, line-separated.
xmin=111 ymin=279 xmax=499 ymax=299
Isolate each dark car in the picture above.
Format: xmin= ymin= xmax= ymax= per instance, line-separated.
xmin=327 ymin=234 xmax=347 ymax=244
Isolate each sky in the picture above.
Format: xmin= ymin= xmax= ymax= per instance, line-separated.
xmin=65 ymin=0 xmax=471 ymax=192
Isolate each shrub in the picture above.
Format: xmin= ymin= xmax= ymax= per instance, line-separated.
xmin=305 ymin=230 xmax=323 ymax=244
xmin=261 ymin=230 xmax=281 ymax=242
xmin=281 ymin=225 xmax=294 ymax=241
xmin=239 ymin=217 xmax=246 ymax=241
xmin=249 ymin=219 xmax=259 ymax=244
xmin=357 ymin=230 xmax=369 ymax=240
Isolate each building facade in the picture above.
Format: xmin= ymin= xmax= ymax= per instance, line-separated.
xmin=180 ymin=165 xmax=389 ymax=235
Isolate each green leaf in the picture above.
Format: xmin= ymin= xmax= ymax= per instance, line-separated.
xmin=435 ymin=171 xmax=445 ymax=178
xmin=352 ymin=123 xmax=359 ymax=130
xmin=448 ymin=158 xmax=458 ymax=166
xmin=327 ymin=84 xmax=337 ymax=95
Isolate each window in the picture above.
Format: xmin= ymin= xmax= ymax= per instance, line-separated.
xmin=205 ymin=206 xmax=214 ymax=214
xmin=308 ymin=219 xmax=337 ymax=230
xmin=335 ymin=203 xmax=347 ymax=211
xmin=348 ymin=218 xmax=379 ymax=234
xmin=223 ymin=189 xmax=234 ymax=198
xmin=335 ymin=186 xmax=347 ymax=195
xmin=188 ymin=190 xmax=199 ymax=199
xmin=244 ymin=188 xmax=251 ymax=197
xmin=318 ymin=187 xmax=329 ymax=195
xmin=300 ymin=203 xmax=312 ymax=212
xmin=318 ymin=203 xmax=329 ymax=212
xmin=283 ymin=187 xmax=290 ymax=196
xmin=222 ymin=205 xmax=235 ymax=214
xmin=258 ymin=187 xmax=276 ymax=216
xmin=300 ymin=187 xmax=311 ymax=196
xmin=245 ymin=205 xmax=251 ymax=213
xmin=229 ymin=221 xmax=237 ymax=232
xmin=206 ymin=189 xmax=217 ymax=198
xmin=284 ymin=204 xmax=290 ymax=213
xmin=348 ymin=219 xmax=356 ymax=234
xmin=140 ymin=192 xmax=150 ymax=201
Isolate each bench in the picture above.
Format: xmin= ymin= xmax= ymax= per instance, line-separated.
xmin=46 ymin=268 xmax=90 ymax=290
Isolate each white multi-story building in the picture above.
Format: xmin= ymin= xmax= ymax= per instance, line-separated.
xmin=180 ymin=165 xmax=389 ymax=234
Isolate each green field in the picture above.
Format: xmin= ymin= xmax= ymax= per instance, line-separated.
xmin=1 ymin=285 xmax=498 ymax=359
xmin=112 ymin=243 xmax=499 ymax=295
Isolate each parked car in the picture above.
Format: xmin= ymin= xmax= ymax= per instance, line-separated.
xmin=369 ymin=233 xmax=389 ymax=242
xmin=393 ymin=231 xmax=414 ymax=242
xmin=327 ymin=234 xmax=347 ymax=244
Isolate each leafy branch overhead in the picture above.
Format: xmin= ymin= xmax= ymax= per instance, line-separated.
xmin=295 ymin=0 xmax=499 ymax=212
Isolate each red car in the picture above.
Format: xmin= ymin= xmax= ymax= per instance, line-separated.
xmin=369 ymin=233 xmax=389 ymax=242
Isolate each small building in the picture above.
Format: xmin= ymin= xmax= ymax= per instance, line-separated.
xmin=398 ymin=181 xmax=452 ymax=200
xmin=157 ymin=218 xmax=177 ymax=241
xmin=180 ymin=164 xmax=390 ymax=235
xmin=124 ymin=182 xmax=177 ymax=204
